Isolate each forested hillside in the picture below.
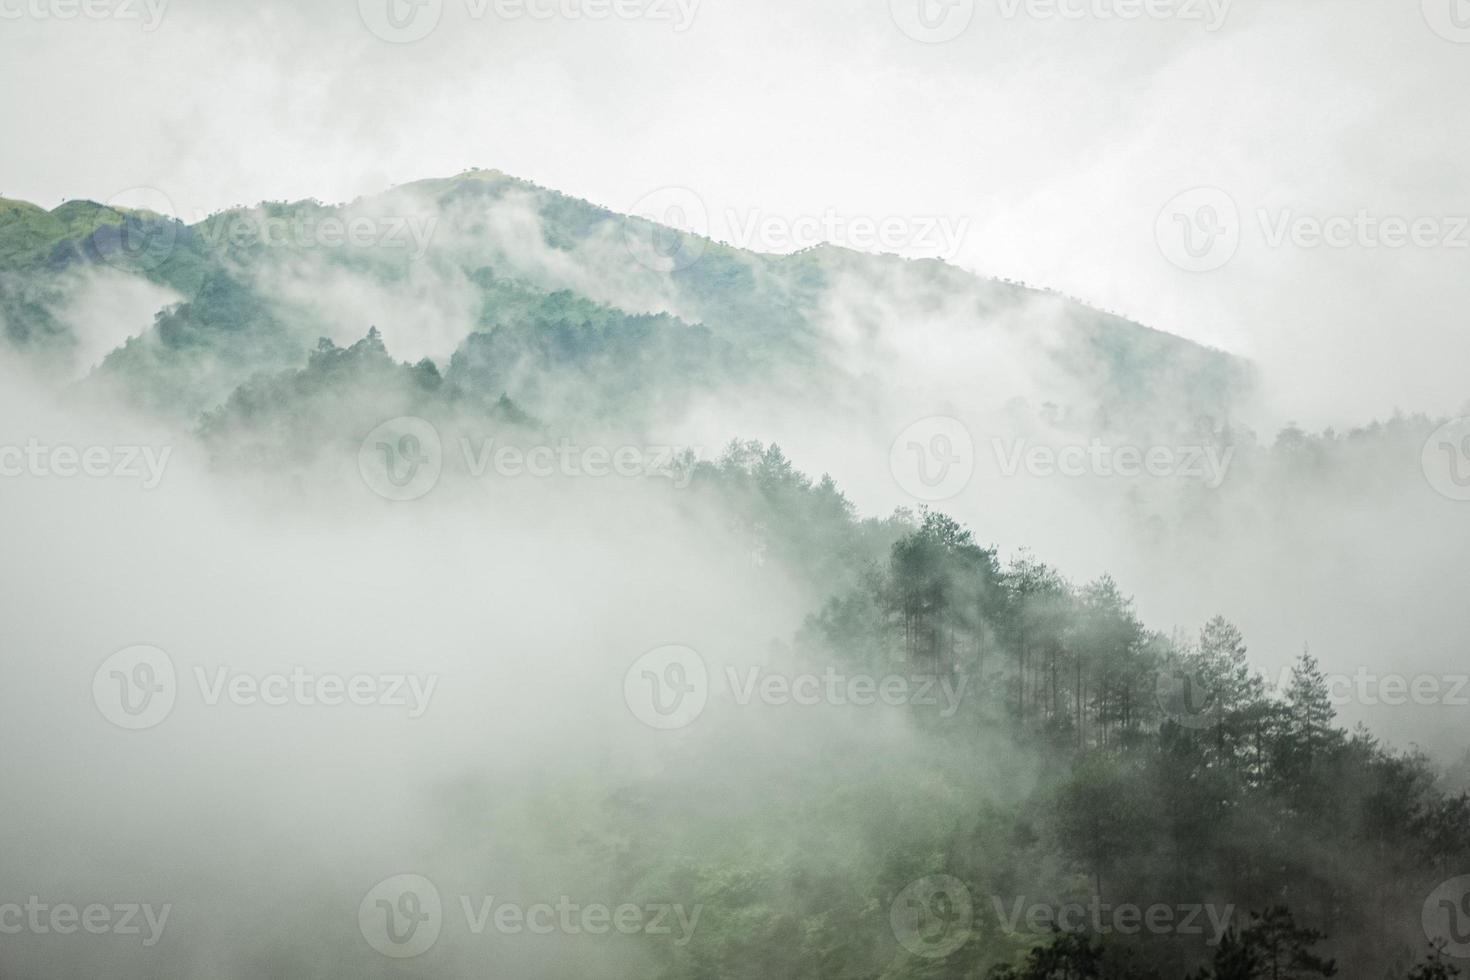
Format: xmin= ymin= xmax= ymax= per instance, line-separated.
xmin=0 ymin=170 xmax=1251 ymax=434
xmin=594 ymin=445 xmax=1470 ymax=978
xmin=1 ymin=174 xmax=1464 ymax=979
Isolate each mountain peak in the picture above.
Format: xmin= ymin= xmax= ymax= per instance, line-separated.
xmin=0 ymin=196 xmax=46 ymax=216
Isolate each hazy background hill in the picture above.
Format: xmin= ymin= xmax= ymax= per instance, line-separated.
xmin=0 ymin=169 xmax=1251 ymax=436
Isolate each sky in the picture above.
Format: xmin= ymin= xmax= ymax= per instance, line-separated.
xmin=2 ymin=0 xmax=1468 ymax=426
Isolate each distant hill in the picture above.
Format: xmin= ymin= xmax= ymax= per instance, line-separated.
xmin=0 ymin=170 xmax=1254 ymax=432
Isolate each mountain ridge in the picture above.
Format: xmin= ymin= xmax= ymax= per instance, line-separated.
xmin=2 ymin=170 xmax=1235 ymax=358
xmin=0 ymin=169 xmax=1255 ymax=436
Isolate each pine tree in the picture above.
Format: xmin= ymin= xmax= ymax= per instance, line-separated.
xmin=1193 ymin=616 xmax=1265 ymax=774
xmin=1281 ymin=649 xmax=1341 ymax=781
xmin=1200 ymin=907 xmax=1337 ymax=979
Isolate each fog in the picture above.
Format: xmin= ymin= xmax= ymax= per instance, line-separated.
xmin=223 ymin=181 xmax=1470 ymax=761
xmin=4 ymin=3 xmax=1470 ymax=974
xmin=0 ymin=356 xmax=1049 ymax=975
xmin=18 ymin=175 xmax=1469 ymax=760
xmin=3 ymin=178 xmax=1467 ymax=970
